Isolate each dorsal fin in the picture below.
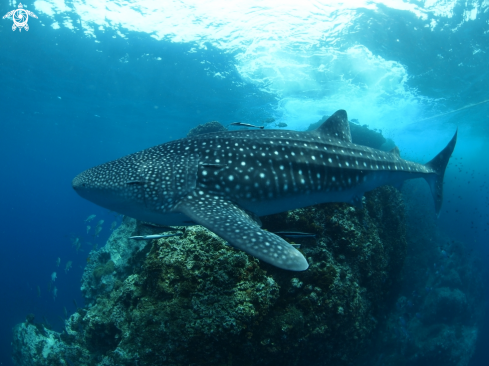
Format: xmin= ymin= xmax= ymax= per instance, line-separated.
xmin=315 ymin=110 xmax=352 ymax=142
xmin=390 ymin=146 xmax=401 ymax=157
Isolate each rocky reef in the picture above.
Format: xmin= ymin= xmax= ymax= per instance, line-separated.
xmin=12 ymin=186 xmax=407 ymax=366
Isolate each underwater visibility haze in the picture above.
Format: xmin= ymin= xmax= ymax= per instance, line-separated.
xmin=0 ymin=1 xmax=488 ymax=365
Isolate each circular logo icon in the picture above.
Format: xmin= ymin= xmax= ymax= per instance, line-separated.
xmin=3 ymin=3 xmax=38 ymax=32
xmin=13 ymin=9 xmax=28 ymax=29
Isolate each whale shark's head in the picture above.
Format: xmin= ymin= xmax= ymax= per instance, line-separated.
xmin=72 ymin=156 xmax=143 ymax=213
xmin=72 ymin=144 xmax=199 ymax=225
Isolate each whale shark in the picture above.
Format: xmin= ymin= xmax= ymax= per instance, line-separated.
xmin=72 ymin=110 xmax=457 ymax=271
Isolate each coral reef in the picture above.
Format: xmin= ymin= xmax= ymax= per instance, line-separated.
xmin=80 ymin=216 xmax=155 ymax=303
xmin=12 ymin=186 xmax=408 ymax=366
xmin=11 ymin=314 xmax=75 ymax=366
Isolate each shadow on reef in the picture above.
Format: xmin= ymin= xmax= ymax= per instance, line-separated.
xmin=11 ymin=186 xmax=407 ymax=366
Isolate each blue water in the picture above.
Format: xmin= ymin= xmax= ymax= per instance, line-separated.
xmin=0 ymin=1 xmax=488 ymax=365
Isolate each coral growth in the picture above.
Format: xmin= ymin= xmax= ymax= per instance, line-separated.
xmin=12 ymin=186 xmax=409 ymax=366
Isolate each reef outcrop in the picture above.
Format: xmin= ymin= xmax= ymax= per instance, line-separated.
xmin=12 ymin=186 xmax=408 ymax=366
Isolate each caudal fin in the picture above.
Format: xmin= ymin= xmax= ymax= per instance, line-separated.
xmin=424 ymin=130 xmax=458 ymax=216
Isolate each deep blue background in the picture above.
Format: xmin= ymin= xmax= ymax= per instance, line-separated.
xmin=1 ymin=2 xmax=488 ymax=365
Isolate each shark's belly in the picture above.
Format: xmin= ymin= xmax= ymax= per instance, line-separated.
xmin=237 ymin=188 xmax=361 ymax=217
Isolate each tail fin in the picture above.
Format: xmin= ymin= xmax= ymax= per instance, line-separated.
xmin=424 ymin=130 xmax=458 ymax=216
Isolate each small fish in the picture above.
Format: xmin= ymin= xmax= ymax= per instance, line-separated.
xmin=37 ymin=286 xmax=41 ymax=298
xmin=65 ymin=261 xmax=72 ymax=273
xmin=86 ymin=225 xmax=91 ymax=234
xmin=263 ymin=118 xmax=275 ymax=123
xmin=275 ymin=122 xmax=288 ymax=128
xmin=350 ymin=119 xmax=359 ymax=124
xmin=110 ymin=221 xmax=117 ymax=231
xmin=72 ymin=237 xmax=82 ymax=253
xmin=51 ymin=272 xmax=57 ymax=282
xmin=53 ymin=286 xmax=58 ymax=301
xmin=63 ymin=306 xmax=68 ymax=319
xmin=129 ymin=233 xmax=183 ymax=240
xmin=85 ymin=214 xmax=96 ymax=222
xmin=56 ymin=257 xmax=60 ymax=267
xmin=94 ymin=226 xmax=102 ymax=237
xmin=88 ymin=242 xmax=98 ymax=250
xmin=72 ymin=236 xmax=81 ymax=247
xmin=140 ymin=222 xmax=179 ymax=231
xmin=96 ymin=220 xmax=105 ymax=226
xmin=274 ymin=231 xmax=316 ymax=238
xmin=229 ymin=122 xmax=264 ymax=129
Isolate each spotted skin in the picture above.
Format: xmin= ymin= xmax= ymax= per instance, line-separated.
xmin=72 ymin=110 xmax=457 ymax=271
xmin=176 ymin=194 xmax=308 ymax=270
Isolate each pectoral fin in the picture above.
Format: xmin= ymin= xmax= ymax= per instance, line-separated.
xmin=175 ymin=193 xmax=309 ymax=271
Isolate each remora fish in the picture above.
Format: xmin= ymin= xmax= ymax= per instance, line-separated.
xmin=274 ymin=231 xmax=316 ymax=238
xmin=72 ymin=110 xmax=457 ymax=271
xmin=229 ymin=122 xmax=265 ymax=129
xmin=129 ymin=233 xmax=183 ymax=240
